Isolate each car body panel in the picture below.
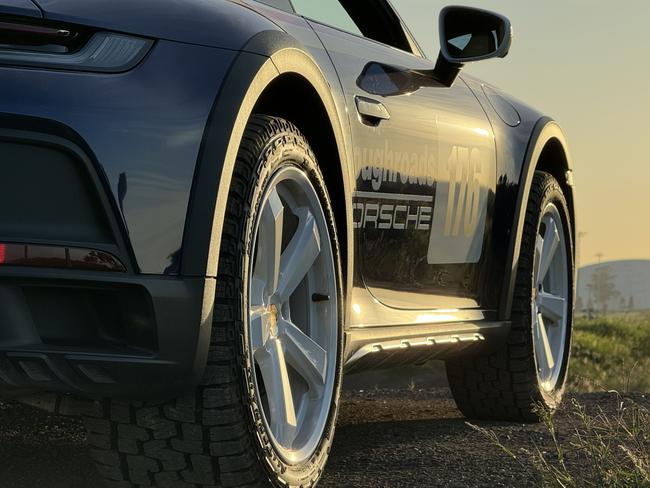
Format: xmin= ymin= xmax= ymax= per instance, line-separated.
xmin=31 ymin=0 xmax=281 ymax=50
xmin=497 ymin=117 xmax=576 ymax=320
xmin=0 ymin=0 xmax=41 ymax=18
xmin=0 ymin=0 xmax=575 ymax=398
xmin=0 ymin=41 xmax=237 ymax=274
xmin=461 ymin=74 xmax=547 ymax=308
xmin=461 ymin=75 xmax=575 ymax=315
xmin=309 ymin=22 xmax=498 ymax=311
xmin=179 ymin=5 xmax=357 ymax=337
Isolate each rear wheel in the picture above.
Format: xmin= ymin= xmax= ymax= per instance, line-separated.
xmin=446 ymin=171 xmax=574 ymax=422
xmin=85 ymin=115 xmax=343 ymax=487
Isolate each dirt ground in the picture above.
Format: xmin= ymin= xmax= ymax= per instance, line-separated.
xmin=0 ymin=388 xmax=647 ymax=488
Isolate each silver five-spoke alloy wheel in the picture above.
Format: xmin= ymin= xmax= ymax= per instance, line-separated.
xmin=248 ymin=166 xmax=338 ymax=465
xmin=533 ymin=203 xmax=569 ymax=392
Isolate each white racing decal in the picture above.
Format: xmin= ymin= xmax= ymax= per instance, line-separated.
xmin=354 ymin=142 xmax=436 ymax=191
xmin=353 ymin=142 xmax=494 ymax=265
xmin=353 ymin=191 xmax=433 ymax=202
xmin=353 ymin=192 xmax=432 ymax=230
xmin=428 ymin=145 xmax=490 ymax=264
xmin=443 ymin=146 xmax=482 ymax=238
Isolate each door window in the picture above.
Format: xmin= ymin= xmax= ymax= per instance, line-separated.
xmin=292 ymin=0 xmax=416 ymax=54
xmin=253 ymin=0 xmax=294 ymax=12
xmin=291 ymin=0 xmax=363 ymax=36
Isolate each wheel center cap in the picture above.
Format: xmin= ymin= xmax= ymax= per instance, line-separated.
xmin=269 ymin=304 xmax=279 ymax=337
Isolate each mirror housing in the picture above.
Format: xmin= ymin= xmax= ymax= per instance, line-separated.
xmin=357 ymin=62 xmax=433 ymax=97
xmin=433 ymin=6 xmax=513 ymax=87
xmin=440 ymin=6 xmax=512 ymax=63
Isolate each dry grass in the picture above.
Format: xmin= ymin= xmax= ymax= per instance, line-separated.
xmin=470 ymin=311 xmax=650 ymax=487
xmin=470 ymin=396 xmax=650 ymax=487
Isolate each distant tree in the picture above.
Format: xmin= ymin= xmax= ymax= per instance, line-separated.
xmin=587 ymin=265 xmax=620 ymax=315
xmin=619 ymin=296 xmax=627 ymax=312
xmin=628 ymin=295 xmax=635 ymax=312
xmin=576 ymin=295 xmax=584 ymax=312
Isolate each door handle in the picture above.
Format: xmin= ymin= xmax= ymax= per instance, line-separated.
xmin=355 ymin=96 xmax=390 ymax=124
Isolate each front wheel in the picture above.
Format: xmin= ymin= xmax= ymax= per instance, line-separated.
xmin=447 ymin=171 xmax=574 ymax=422
xmin=85 ymin=116 xmax=344 ymax=487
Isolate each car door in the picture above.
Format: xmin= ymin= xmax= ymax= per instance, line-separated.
xmin=291 ymin=0 xmax=497 ymax=310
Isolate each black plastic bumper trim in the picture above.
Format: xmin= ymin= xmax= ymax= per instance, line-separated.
xmin=0 ymin=266 xmax=214 ymax=400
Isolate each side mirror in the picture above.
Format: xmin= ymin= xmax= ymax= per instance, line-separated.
xmin=357 ymin=61 xmax=449 ymax=97
xmin=440 ymin=6 xmax=512 ymax=62
xmin=433 ymin=6 xmax=513 ymax=87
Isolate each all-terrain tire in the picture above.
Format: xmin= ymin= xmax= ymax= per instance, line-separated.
xmin=446 ymin=171 xmax=574 ymax=422
xmin=84 ymin=115 xmax=344 ymax=487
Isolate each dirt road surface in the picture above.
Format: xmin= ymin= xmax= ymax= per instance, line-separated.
xmin=0 ymin=388 xmax=646 ymax=487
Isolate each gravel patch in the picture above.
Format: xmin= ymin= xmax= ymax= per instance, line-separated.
xmin=1 ymin=389 xmax=646 ymax=487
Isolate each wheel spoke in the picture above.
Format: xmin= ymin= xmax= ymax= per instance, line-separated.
xmin=535 ymin=234 xmax=544 ymax=283
xmin=255 ymin=188 xmax=284 ymax=297
xmin=250 ymin=277 xmax=266 ymax=308
xmin=275 ymin=208 xmax=321 ymax=303
xmin=255 ymin=338 xmax=297 ymax=447
xmin=247 ymin=167 xmax=338 ymax=462
xmin=539 ymin=219 xmax=560 ymax=283
xmin=249 ymin=307 xmax=270 ymax=351
xmin=539 ymin=292 xmax=565 ymax=324
xmin=280 ymin=319 xmax=327 ymax=390
xmin=536 ymin=313 xmax=555 ymax=370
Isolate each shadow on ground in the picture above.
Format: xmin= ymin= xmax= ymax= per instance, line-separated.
xmin=1 ymin=387 xmax=644 ymax=487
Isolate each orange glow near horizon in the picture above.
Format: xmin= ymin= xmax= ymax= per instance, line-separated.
xmin=398 ymin=0 xmax=650 ymax=267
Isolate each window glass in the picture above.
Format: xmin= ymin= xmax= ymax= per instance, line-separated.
xmin=291 ymin=0 xmax=363 ymax=37
xmin=253 ymin=0 xmax=293 ymax=13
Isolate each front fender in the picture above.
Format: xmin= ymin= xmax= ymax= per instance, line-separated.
xmin=499 ymin=118 xmax=576 ymax=320
xmin=463 ymin=76 xmax=575 ymax=317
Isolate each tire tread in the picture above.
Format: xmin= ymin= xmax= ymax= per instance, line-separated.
xmin=85 ymin=116 xmax=331 ymax=488
xmin=446 ymin=171 xmax=573 ymax=422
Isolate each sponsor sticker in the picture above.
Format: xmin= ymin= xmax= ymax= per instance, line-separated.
xmin=353 ymin=143 xmax=490 ymax=265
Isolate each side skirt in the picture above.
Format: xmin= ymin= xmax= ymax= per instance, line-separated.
xmin=344 ymin=321 xmax=510 ymax=374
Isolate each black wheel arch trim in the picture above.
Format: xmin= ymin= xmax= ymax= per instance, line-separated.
xmin=499 ymin=117 xmax=576 ymax=321
xmin=180 ymin=29 xmax=354 ymax=303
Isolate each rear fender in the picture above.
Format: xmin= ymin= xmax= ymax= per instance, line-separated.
xmin=181 ymin=32 xmax=352 ymax=284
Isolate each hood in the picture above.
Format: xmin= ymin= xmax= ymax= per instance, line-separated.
xmin=28 ymin=0 xmax=281 ymax=50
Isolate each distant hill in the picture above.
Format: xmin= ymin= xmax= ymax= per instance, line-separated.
xmin=578 ymin=260 xmax=650 ymax=312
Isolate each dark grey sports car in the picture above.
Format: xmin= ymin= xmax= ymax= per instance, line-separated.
xmin=0 ymin=0 xmax=576 ymax=486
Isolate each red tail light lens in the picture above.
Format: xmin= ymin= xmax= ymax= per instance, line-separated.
xmin=0 ymin=20 xmax=71 ymax=41
xmin=0 ymin=19 xmax=83 ymax=53
xmin=0 ymin=243 xmax=126 ymax=272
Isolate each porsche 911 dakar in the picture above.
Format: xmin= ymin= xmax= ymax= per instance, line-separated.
xmin=0 ymin=1 xmax=576 ymax=486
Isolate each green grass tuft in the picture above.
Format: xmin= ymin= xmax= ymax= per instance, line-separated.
xmin=570 ymin=312 xmax=650 ymax=392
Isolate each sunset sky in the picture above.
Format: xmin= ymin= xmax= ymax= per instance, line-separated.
xmin=396 ymin=0 xmax=650 ymax=267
